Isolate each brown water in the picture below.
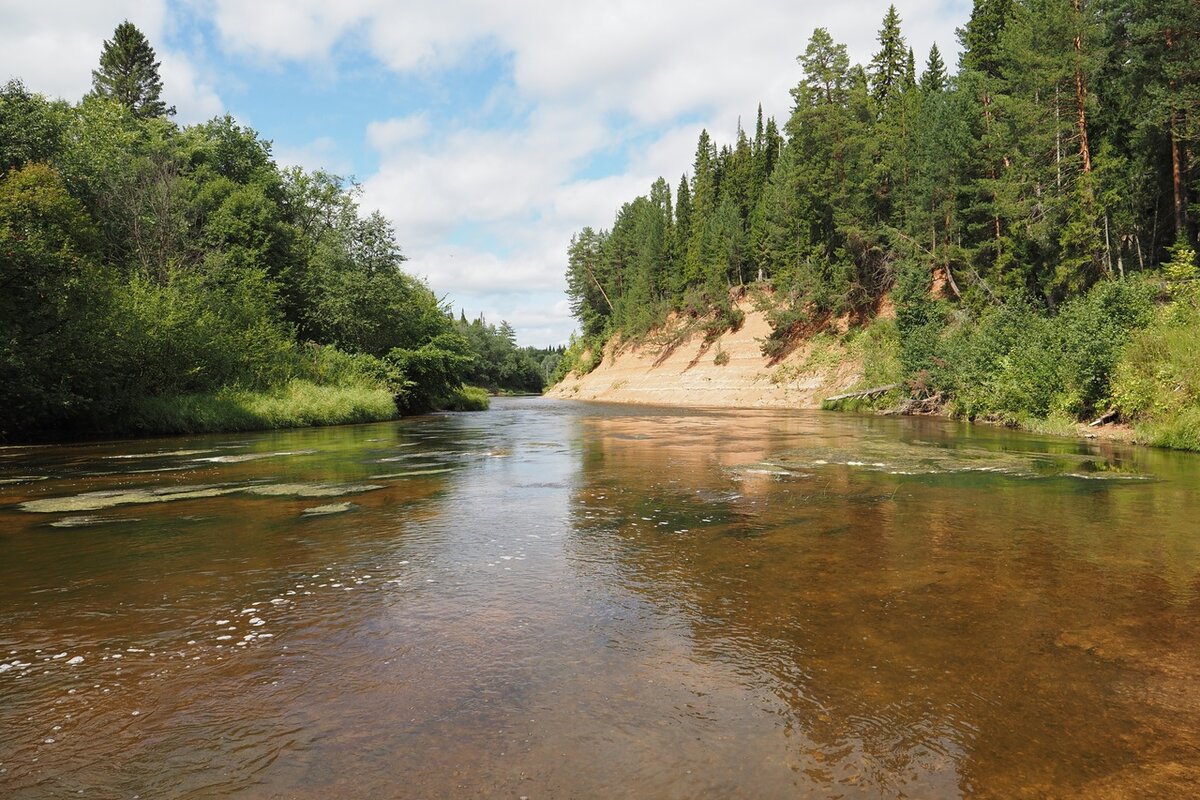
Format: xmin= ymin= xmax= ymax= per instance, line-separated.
xmin=2 ymin=398 xmax=1200 ymax=798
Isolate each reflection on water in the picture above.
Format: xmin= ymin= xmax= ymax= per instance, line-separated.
xmin=2 ymin=399 xmax=1199 ymax=797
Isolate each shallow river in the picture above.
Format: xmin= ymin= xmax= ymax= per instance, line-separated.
xmin=2 ymin=398 xmax=1200 ymax=798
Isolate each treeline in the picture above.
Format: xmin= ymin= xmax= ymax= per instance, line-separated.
xmin=0 ymin=23 xmax=537 ymax=440
xmin=454 ymin=313 xmax=561 ymax=394
xmin=564 ymin=0 xmax=1200 ymax=446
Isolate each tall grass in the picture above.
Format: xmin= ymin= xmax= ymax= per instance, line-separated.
xmin=1112 ymin=298 xmax=1200 ymax=451
xmin=123 ymin=380 xmax=398 ymax=435
xmin=439 ymin=385 xmax=491 ymax=411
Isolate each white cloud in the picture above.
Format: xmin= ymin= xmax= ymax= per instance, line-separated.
xmin=159 ymin=51 xmax=223 ymax=122
xmin=207 ymin=0 xmax=377 ymax=63
xmin=273 ymin=135 xmax=354 ymax=176
xmin=366 ymin=113 xmax=431 ymax=152
xmin=0 ymin=0 xmax=221 ymax=119
xmin=0 ymin=0 xmax=162 ymax=98
xmin=350 ymin=2 xmax=968 ymax=344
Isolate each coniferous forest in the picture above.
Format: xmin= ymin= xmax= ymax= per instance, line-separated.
xmin=562 ymin=0 xmax=1200 ymax=448
xmin=1 ymin=23 xmax=548 ymax=441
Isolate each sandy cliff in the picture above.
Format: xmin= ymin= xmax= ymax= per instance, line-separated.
xmin=545 ymin=301 xmax=863 ymax=409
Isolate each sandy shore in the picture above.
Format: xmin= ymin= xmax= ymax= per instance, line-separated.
xmin=545 ymin=301 xmax=861 ymax=409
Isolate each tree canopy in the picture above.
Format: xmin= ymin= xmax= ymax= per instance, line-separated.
xmin=90 ymin=21 xmax=175 ymax=119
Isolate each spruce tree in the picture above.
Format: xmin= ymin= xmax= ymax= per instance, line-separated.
xmin=920 ymin=44 xmax=948 ymax=93
xmin=958 ymin=0 xmax=1015 ymax=77
xmin=91 ymin=21 xmax=175 ymax=118
xmin=868 ymin=5 xmax=909 ymax=111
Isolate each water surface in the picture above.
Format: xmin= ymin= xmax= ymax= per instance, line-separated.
xmin=2 ymin=398 xmax=1199 ymax=797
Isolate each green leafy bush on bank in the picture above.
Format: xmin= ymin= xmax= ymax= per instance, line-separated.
xmin=897 ymin=277 xmax=1158 ymax=423
xmin=1111 ymin=290 xmax=1200 ymax=450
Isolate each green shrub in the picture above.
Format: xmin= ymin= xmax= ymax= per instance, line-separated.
xmin=1112 ymin=296 xmax=1200 ymax=449
xmin=896 ymin=277 xmax=1157 ymax=421
xmin=440 ymin=385 xmax=490 ymax=411
xmin=549 ymin=333 xmax=605 ymax=384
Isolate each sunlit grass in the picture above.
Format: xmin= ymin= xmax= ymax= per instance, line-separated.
xmin=125 ymin=380 xmax=398 ymax=434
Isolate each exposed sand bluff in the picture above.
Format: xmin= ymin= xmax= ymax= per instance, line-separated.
xmin=546 ymin=300 xmax=863 ymax=409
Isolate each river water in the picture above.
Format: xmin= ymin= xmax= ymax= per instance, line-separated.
xmin=2 ymin=398 xmax=1199 ymax=798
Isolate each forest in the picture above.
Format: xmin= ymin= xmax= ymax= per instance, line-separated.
xmin=561 ymin=0 xmax=1200 ymax=448
xmin=0 ymin=23 xmax=549 ymax=441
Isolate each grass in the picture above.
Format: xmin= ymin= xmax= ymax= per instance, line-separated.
xmin=439 ymin=385 xmax=490 ymax=411
xmin=124 ymin=379 xmax=398 ymax=435
xmin=1111 ymin=296 xmax=1200 ymax=451
xmin=1138 ymin=408 xmax=1200 ymax=451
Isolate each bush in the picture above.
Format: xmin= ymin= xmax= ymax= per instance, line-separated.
xmin=1112 ymin=296 xmax=1200 ymax=449
xmin=549 ymin=333 xmax=605 ymax=384
xmin=897 ymin=278 xmax=1157 ymax=421
xmin=440 ymin=385 xmax=490 ymax=411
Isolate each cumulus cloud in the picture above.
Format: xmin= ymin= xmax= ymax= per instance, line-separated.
xmin=366 ymin=113 xmax=432 ymax=152
xmin=0 ymin=0 xmax=220 ymax=119
xmin=273 ymin=136 xmax=353 ymax=176
xmin=159 ymin=51 xmax=223 ymax=123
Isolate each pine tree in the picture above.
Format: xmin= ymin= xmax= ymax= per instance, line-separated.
xmin=91 ymin=21 xmax=175 ymax=118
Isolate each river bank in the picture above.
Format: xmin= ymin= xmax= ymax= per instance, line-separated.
xmin=544 ymin=300 xmax=863 ymax=409
xmin=546 ymin=293 xmax=1198 ymax=452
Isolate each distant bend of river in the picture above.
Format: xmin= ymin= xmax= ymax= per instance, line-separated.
xmin=2 ymin=397 xmax=1200 ymax=798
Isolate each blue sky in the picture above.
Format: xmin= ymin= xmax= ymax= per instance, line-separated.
xmin=1 ymin=0 xmax=969 ymax=347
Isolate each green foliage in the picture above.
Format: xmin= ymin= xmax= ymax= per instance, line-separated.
xmin=907 ymin=278 xmax=1158 ymax=420
xmin=123 ymin=380 xmax=397 ymax=435
xmin=1111 ymin=296 xmax=1200 ymax=449
xmin=0 ymin=81 xmax=68 ymax=173
xmin=90 ymin=21 xmax=174 ymax=119
xmin=0 ymin=163 xmax=118 ymax=433
xmin=1 ymin=33 xmax=492 ymax=438
xmin=549 ymin=334 xmax=605 ymax=384
xmin=440 ymin=385 xmax=491 ymax=412
xmin=856 ymin=319 xmax=904 ymax=388
xmin=455 ymin=315 xmax=546 ymax=393
xmin=386 ymin=333 xmax=476 ymax=415
xmin=1162 ymin=240 xmax=1198 ymax=298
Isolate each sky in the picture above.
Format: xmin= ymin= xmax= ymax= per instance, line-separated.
xmin=1 ymin=0 xmax=970 ymax=347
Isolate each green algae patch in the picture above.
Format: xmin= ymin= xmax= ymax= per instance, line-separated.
xmin=19 ymin=481 xmax=384 ymax=513
xmin=49 ymin=515 xmax=138 ymax=528
xmin=369 ymin=468 xmax=455 ymax=479
xmin=302 ymin=502 xmax=355 ymax=516
xmin=0 ymin=475 xmax=49 ymax=485
xmin=195 ymin=450 xmax=316 ymax=464
xmin=762 ymin=440 xmax=1149 ymax=481
xmin=244 ymin=483 xmax=382 ymax=498
xmin=20 ymin=484 xmax=241 ymax=513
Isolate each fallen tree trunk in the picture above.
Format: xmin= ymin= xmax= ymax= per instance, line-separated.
xmin=883 ymin=392 xmax=945 ymax=416
xmin=823 ymin=384 xmax=901 ymax=404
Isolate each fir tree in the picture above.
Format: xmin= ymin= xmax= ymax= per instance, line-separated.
xmin=868 ymin=5 xmax=909 ymax=111
xmin=91 ymin=21 xmax=175 ymax=118
xmin=959 ymin=0 xmax=1016 ymax=77
xmin=920 ymin=44 xmax=948 ymax=93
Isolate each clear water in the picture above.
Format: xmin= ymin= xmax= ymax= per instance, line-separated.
xmin=2 ymin=398 xmax=1199 ymax=798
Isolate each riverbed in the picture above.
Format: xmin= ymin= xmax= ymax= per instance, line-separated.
xmin=2 ymin=398 xmax=1199 ymax=797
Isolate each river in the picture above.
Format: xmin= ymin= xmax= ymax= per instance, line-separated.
xmin=2 ymin=398 xmax=1199 ymax=797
